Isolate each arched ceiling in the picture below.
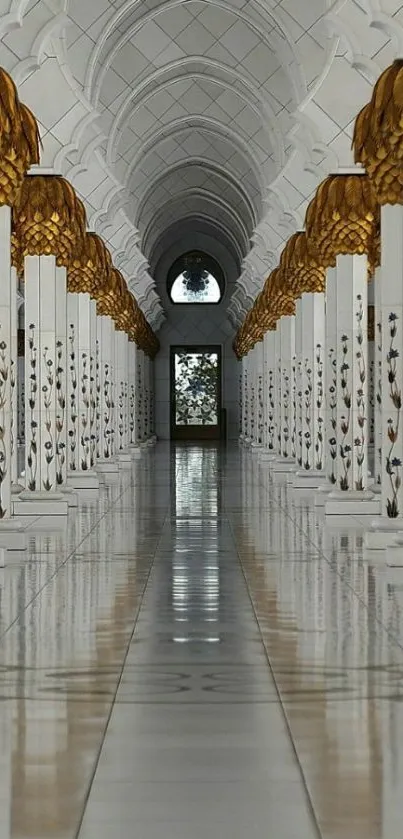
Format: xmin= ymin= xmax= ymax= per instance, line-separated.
xmin=0 ymin=0 xmax=402 ymax=328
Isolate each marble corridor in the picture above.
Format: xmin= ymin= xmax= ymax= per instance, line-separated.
xmin=0 ymin=442 xmax=402 ymax=839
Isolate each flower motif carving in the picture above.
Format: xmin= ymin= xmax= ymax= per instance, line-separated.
xmin=354 ymin=295 xmax=366 ymax=491
xmin=0 ymin=329 xmax=9 ymax=518
xmin=42 ymin=346 xmax=55 ymax=492
xmin=385 ymin=313 xmax=401 ymax=518
xmin=376 ymin=320 xmax=382 ymax=485
xmin=55 ymin=339 xmax=66 ymax=486
xmin=103 ymin=362 xmax=114 ymax=459
xmin=268 ymin=369 xmax=275 ymax=451
xmin=68 ymin=324 xmax=78 ymax=471
xmin=80 ymin=352 xmax=91 ymax=471
xmin=328 ymin=348 xmax=337 ymax=484
xmin=282 ymin=368 xmax=290 ymax=458
xmin=339 ymin=334 xmax=352 ymax=491
xmin=27 ymin=324 xmax=38 ymax=492
xmin=303 ymin=358 xmax=313 ymax=470
xmin=315 ymin=344 xmax=324 ymax=471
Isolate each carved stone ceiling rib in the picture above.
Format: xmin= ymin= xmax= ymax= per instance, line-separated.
xmin=0 ymin=0 xmax=402 ymax=327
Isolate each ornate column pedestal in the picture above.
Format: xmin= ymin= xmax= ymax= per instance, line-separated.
xmin=66 ymin=291 xmax=99 ymax=490
xmin=0 ymin=207 xmax=25 ymax=547
xmin=271 ymin=315 xmax=297 ymax=474
xmin=259 ymin=329 xmax=278 ymax=463
xmin=14 ymin=255 xmax=68 ymax=516
xmin=96 ymin=314 xmax=119 ymax=475
xmin=366 ymin=205 xmax=403 ymax=548
xmin=325 ymin=254 xmax=379 ymax=516
xmin=293 ymin=291 xmax=326 ymax=489
xmin=128 ymin=338 xmax=141 ymax=458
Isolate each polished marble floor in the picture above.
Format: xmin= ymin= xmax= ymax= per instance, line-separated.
xmin=1 ymin=444 xmax=403 ymax=837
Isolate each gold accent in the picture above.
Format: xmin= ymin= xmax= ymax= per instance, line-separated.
xmin=353 ymin=60 xmax=403 ymax=205
xmin=305 ymin=174 xmax=379 ymax=268
xmin=68 ymin=233 xmax=112 ymax=295
xmin=0 ymin=68 xmax=40 ymax=206
xmin=279 ymin=232 xmax=325 ymax=296
xmin=14 ymin=175 xmax=86 ymax=267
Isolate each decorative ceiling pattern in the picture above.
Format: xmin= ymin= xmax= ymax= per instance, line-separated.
xmin=0 ymin=0 xmax=402 ymax=328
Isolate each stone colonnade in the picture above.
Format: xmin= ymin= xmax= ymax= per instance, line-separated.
xmin=0 ymin=67 xmax=158 ymax=560
xmin=236 ymin=59 xmax=403 ymax=561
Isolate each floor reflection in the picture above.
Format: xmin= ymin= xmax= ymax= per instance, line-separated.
xmin=0 ymin=445 xmax=403 ymax=837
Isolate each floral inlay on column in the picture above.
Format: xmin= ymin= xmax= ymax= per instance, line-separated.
xmin=297 ymin=360 xmax=303 ymax=467
xmin=282 ymin=369 xmax=290 ymax=458
xmin=315 ymin=343 xmax=324 ymax=470
xmin=129 ymin=382 xmax=135 ymax=444
xmin=386 ymin=313 xmax=401 ymax=517
xmin=354 ymin=294 xmax=366 ymax=491
xmin=0 ymin=329 xmax=8 ymax=518
xmin=258 ymin=374 xmax=263 ymax=444
xmin=103 ymin=361 xmax=113 ymax=459
xmin=303 ymin=358 xmax=312 ymax=470
xmin=96 ymin=339 xmax=101 ymax=460
xmin=268 ymin=369 xmax=275 ymax=451
xmin=339 ymin=334 xmax=352 ymax=491
xmin=55 ymin=339 xmax=66 ymax=486
xmin=27 ymin=324 xmax=38 ymax=491
xmin=277 ymin=361 xmax=282 ymax=452
xmin=68 ymin=323 xmax=77 ymax=472
xmin=291 ymin=357 xmax=296 ymax=459
xmin=90 ymin=353 xmax=96 ymax=468
xmin=328 ymin=347 xmax=337 ymax=484
xmin=9 ymin=357 xmax=15 ymax=483
xmin=118 ymin=380 xmax=124 ymax=451
xmin=42 ymin=347 xmax=55 ymax=492
xmin=80 ymin=352 xmax=90 ymax=470
xmin=376 ymin=320 xmax=382 ymax=485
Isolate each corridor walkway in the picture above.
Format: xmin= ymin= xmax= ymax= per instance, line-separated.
xmin=0 ymin=445 xmax=402 ymax=838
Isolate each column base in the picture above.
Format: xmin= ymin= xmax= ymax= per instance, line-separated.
xmin=368 ymin=482 xmax=382 ymax=495
xmin=293 ymin=470 xmax=326 ymax=489
xmin=13 ymin=491 xmax=68 ymax=516
xmin=314 ymin=483 xmax=335 ymax=507
xmin=270 ymin=458 xmax=296 ymax=473
xmin=0 ymin=547 xmax=6 ymax=568
xmin=140 ymin=441 xmax=150 ymax=450
xmin=128 ymin=445 xmax=142 ymax=459
xmin=251 ymin=443 xmax=263 ymax=457
xmin=117 ymin=451 xmax=132 ymax=463
xmin=364 ymin=517 xmax=403 ymax=550
xmin=96 ymin=459 xmax=119 ymax=475
xmin=325 ymin=490 xmax=380 ymax=516
xmin=67 ymin=471 xmax=100 ymax=491
xmin=0 ymin=519 xmax=27 ymax=551
xmin=258 ymin=450 xmax=277 ymax=463
xmin=11 ymin=482 xmax=24 ymax=495
xmin=61 ymin=486 xmax=78 ymax=508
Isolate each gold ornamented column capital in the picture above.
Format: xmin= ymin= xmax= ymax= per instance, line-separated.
xmin=353 ymin=59 xmax=403 ymax=205
xmin=68 ymin=232 xmax=112 ymax=296
xmin=305 ymin=173 xmax=379 ymax=275
xmin=0 ymin=69 xmax=40 ymax=207
xmin=13 ymin=174 xmax=87 ymax=266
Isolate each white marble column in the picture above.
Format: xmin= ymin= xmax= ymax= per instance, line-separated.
xmin=10 ymin=267 xmax=21 ymax=494
xmin=96 ymin=313 xmax=118 ymax=474
xmin=260 ymin=329 xmax=277 ymax=462
xmin=294 ymin=291 xmax=326 ymax=488
xmin=326 ymin=254 xmax=379 ymax=515
xmin=366 ymin=205 xmax=403 ymax=549
xmin=137 ymin=349 xmax=145 ymax=446
xmin=128 ymin=338 xmax=141 ymax=458
xmin=251 ymin=342 xmax=264 ymax=453
xmin=15 ymin=255 xmax=68 ymax=516
xmin=374 ymin=268 xmax=382 ymax=491
xmin=67 ymin=292 xmax=99 ymax=489
xmin=272 ymin=314 xmax=296 ymax=473
xmin=0 ymin=207 xmax=25 ymax=546
xmin=115 ymin=328 xmax=131 ymax=464
xmin=315 ymin=268 xmax=337 ymax=505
